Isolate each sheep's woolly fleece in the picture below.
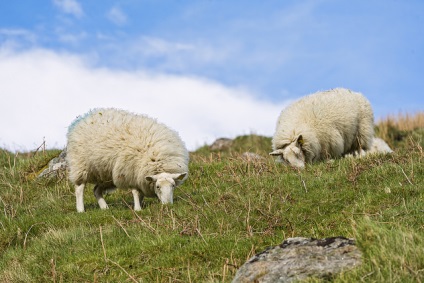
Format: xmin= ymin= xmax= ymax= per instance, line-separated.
xmin=271 ymin=88 xmax=374 ymax=168
xmin=66 ymin=108 xmax=189 ymax=211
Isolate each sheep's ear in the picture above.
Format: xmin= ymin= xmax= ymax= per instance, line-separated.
xmin=297 ymin=135 xmax=304 ymax=146
xmin=269 ymin=149 xmax=284 ymax=156
xmin=174 ymin=172 xmax=187 ymax=181
xmin=145 ymin=176 xmax=156 ymax=182
xmin=172 ymin=172 xmax=187 ymax=186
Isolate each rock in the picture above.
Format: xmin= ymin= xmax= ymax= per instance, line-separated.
xmin=232 ymin=237 xmax=362 ymax=283
xmin=38 ymin=149 xmax=67 ymax=179
xmin=210 ymin=138 xmax=233 ymax=151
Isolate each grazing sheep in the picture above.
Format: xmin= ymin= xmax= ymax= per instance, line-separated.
xmin=66 ymin=108 xmax=189 ymax=212
xmin=270 ymin=88 xmax=374 ymax=169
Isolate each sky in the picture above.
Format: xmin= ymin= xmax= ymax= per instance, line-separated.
xmin=0 ymin=0 xmax=423 ymax=152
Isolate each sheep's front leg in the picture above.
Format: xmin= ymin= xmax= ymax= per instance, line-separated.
xmin=93 ymin=185 xmax=109 ymax=210
xmin=132 ymin=189 xmax=143 ymax=211
xmin=75 ymin=184 xmax=85 ymax=213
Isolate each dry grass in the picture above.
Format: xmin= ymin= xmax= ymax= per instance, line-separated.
xmin=377 ymin=111 xmax=424 ymax=131
xmin=377 ymin=112 xmax=424 ymax=140
xmin=376 ymin=111 xmax=424 ymax=146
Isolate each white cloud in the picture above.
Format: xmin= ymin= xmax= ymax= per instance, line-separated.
xmin=140 ymin=36 xmax=194 ymax=55
xmin=0 ymin=28 xmax=35 ymax=39
xmin=113 ymin=36 xmax=235 ymax=72
xmin=57 ymin=32 xmax=87 ymax=45
xmin=107 ymin=7 xmax=128 ymax=26
xmin=0 ymin=47 xmax=288 ymax=152
xmin=0 ymin=28 xmax=37 ymax=48
xmin=53 ymin=0 xmax=84 ymax=18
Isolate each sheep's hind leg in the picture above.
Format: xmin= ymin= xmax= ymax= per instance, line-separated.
xmin=132 ymin=189 xmax=143 ymax=211
xmin=75 ymin=184 xmax=85 ymax=213
xmin=93 ymin=184 xmax=109 ymax=210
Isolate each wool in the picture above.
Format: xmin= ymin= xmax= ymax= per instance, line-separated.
xmin=270 ymin=88 xmax=374 ymax=168
xmin=66 ymin=108 xmax=189 ymax=212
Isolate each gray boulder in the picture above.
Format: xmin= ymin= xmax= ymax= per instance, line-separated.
xmin=38 ymin=149 xmax=67 ymax=179
xmin=232 ymin=237 xmax=362 ymax=283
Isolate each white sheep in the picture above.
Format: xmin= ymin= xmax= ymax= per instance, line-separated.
xmin=270 ymin=88 xmax=374 ymax=168
xmin=66 ymin=108 xmax=189 ymax=212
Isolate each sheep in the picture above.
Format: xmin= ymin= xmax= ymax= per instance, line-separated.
xmin=270 ymin=88 xmax=374 ymax=169
xmin=66 ymin=108 xmax=189 ymax=212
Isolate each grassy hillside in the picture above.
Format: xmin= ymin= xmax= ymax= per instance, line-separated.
xmin=0 ymin=113 xmax=423 ymax=282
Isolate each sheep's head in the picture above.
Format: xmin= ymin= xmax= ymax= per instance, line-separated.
xmin=270 ymin=135 xmax=306 ymax=169
xmin=145 ymin=172 xmax=187 ymax=204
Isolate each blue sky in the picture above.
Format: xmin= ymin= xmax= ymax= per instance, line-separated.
xmin=0 ymin=0 xmax=423 ymax=151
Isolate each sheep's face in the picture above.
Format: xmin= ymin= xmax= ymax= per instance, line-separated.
xmin=146 ymin=172 xmax=187 ymax=204
xmin=270 ymin=135 xmax=306 ymax=169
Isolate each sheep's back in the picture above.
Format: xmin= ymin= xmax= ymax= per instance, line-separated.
xmin=282 ymin=89 xmax=367 ymax=124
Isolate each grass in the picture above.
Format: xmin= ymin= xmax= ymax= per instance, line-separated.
xmin=376 ymin=111 xmax=424 ymax=149
xmin=0 ymin=113 xmax=423 ymax=282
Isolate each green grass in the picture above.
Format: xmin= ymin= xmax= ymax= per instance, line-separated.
xmin=0 ymin=130 xmax=423 ymax=282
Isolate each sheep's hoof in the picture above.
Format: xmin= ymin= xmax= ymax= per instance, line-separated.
xmin=98 ymin=199 xmax=109 ymax=209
